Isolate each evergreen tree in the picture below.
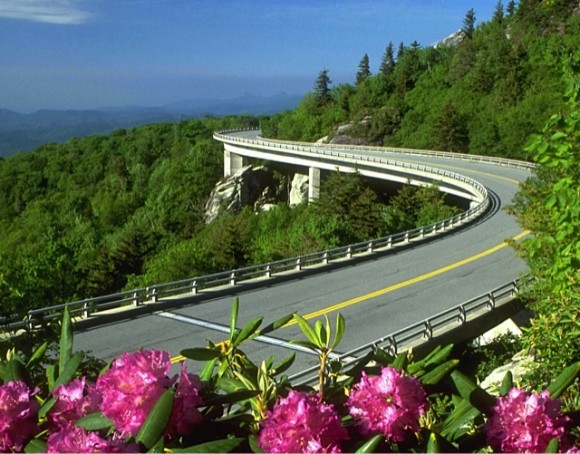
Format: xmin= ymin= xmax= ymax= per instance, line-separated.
xmin=356 ymin=54 xmax=371 ymax=85
xmin=462 ymin=8 xmax=476 ymax=38
xmin=397 ymin=42 xmax=405 ymax=60
xmin=492 ymin=0 xmax=504 ymax=23
xmin=314 ymin=69 xmax=332 ymax=105
xmin=434 ymin=100 xmax=469 ymax=152
xmin=379 ymin=42 xmax=395 ymax=77
xmin=506 ymin=0 xmax=516 ymax=16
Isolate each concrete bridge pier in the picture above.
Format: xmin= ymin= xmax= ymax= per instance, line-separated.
xmin=308 ymin=167 xmax=320 ymax=202
xmin=224 ymin=149 xmax=247 ymax=177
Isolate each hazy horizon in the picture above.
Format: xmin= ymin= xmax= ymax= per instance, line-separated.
xmin=1 ymin=0 xmax=497 ymax=113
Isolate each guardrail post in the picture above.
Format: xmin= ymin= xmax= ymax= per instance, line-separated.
xmin=458 ymin=306 xmax=466 ymax=323
xmin=266 ymin=265 xmax=272 ymax=278
xmin=419 ymin=228 xmax=424 ymax=239
xmin=367 ymin=241 xmax=373 ymax=253
xmin=323 ymin=252 xmax=328 ymax=265
xmin=347 ymin=246 xmax=352 ymax=259
xmin=387 ymin=236 xmax=392 ymax=248
xmin=82 ymin=301 xmax=90 ymax=318
xmin=230 ymin=272 xmax=236 ymax=286
xmin=190 ymin=280 xmax=198 ymax=294
xmin=150 ymin=287 xmax=158 ymax=303
xmin=132 ymin=292 xmax=139 ymax=307
xmin=388 ymin=337 xmax=397 ymax=356
xmin=26 ymin=313 xmax=34 ymax=331
xmin=487 ymin=293 xmax=496 ymax=309
xmin=296 ymin=257 xmax=302 ymax=271
xmin=404 ymin=232 xmax=410 ymax=243
xmin=424 ymin=320 xmax=433 ymax=340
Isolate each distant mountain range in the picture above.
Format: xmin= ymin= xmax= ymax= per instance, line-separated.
xmin=0 ymin=92 xmax=302 ymax=157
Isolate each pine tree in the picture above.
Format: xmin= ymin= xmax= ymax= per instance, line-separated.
xmin=379 ymin=41 xmax=396 ymax=76
xmin=397 ymin=42 xmax=405 ymax=60
xmin=314 ymin=69 xmax=332 ymax=104
xmin=356 ymin=54 xmax=371 ymax=85
xmin=506 ymin=0 xmax=516 ymax=16
xmin=492 ymin=0 xmax=504 ymax=23
xmin=462 ymin=8 xmax=476 ymax=38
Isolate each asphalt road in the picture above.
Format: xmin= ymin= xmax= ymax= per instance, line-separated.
xmin=74 ymin=134 xmax=532 ymax=378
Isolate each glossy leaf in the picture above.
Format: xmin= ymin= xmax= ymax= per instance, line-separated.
xmin=450 ymin=370 xmax=496 ymax=415
xmin=546 ymin=361 xmax=580 ymax=398
xmin=233 ymin=316 xmax=263 ymax=347
xmin=136 ymin=388 xmax=174 ymax=450
xmin=419 ymin=359 xmax=459 ymax=385
xmin=355 ymin=434 xmax=383 ymax=453
xmin=180 ymin=347 xmax=221 ymax=361
xmin=332 ymin=313 xmax=345 ymax=350
xmin=24 ymin=439 xmax=47 ymax=453
xmin=51 ymin=351 xmax=83 ymax=391
xmin=76 ymin=412 xmax=114 ymax=431
xmin=258 ymin=313 xmax=294 ymax=336
xmin=26 ymin=341 xmax=48 ymax=368
xmin=293 ymin=313 xmax=320 ymax=347
xmin=229 ymin=297 xmax=239 ymax=343
xmin=272 ymin=353 xmax=295 ymax=375
xmin=59 ymin=306 xmax=73 ymax=378
xmin=499 ymin=371 xmax=513 ymax=396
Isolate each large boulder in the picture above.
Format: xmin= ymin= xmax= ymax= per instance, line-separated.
xmin=204 ymin=165 xmax=276 ymax=223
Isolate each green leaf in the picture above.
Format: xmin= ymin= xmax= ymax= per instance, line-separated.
xmin=332 ymin=313 xmax=345 ymax=350
xmin=273 ymin=353 xmax=296 ymax=375
xmin=355 ymin=434 xmax=383 ymax=453
xmin=441 ymin=398 xmax=480 ymax=440
xmin=204 ymin=389 xmax=260 ymax=406
xmin=545 ymin=437 xmax=559 ymax=453
xmin=180 ymin=347 xmax=221 ymax=361
xmin=546 ymin=361 xmax=580 ymax=398
xmin=293 ymin=314 xmax=321 ymax=348
xmin=46 ymin=364 xmax=56 ymax=391
xmin=258 ymin=313 xmax=294 ymax=336
xmin=314 ymin=320 xmax=327 ymax=347
xmin=174 ymin=437 xmax=244 ymax=453
xmin=199 ymin=358 xmax=218 ymax=381
xmin=420 ymin=359 xmax=459 ymax=385
xmin=499 ymin=371 xmax=513 ymax=396
xmin=38 ymin=397 xmax=57 ymax=419
xmin=248 ymin=434 xmax=263 ymax=453
xmin=136 ymin=388 xmax=174 ymax=450
xmin=76 ymin=412 xmax=114 ymax=430
xmin=24 ymin=439 xmax=47 ymax=453
xmin=59 ymin=306 xmax=73 ymax=378
xmin=391 ymin=352 xmax=409 ymax=371
xmin=233 ymin=316 xmax=263 ymax=347
xmin=426 ymin=432 xmax=441 ymax=453
xmin=52 ymin=351 xmax=83 ymax=391
xmin=229 ymin=297 xmax=239 ymax=343
xmin=26 ymin=341 xmax=48 ymax=369
xmin=289 ymin=339 xmax=319 ymax=351
xmin=450 ymin=370 xmax=496 ymax=416
xmin=3 ymin=358 xmax=28 ymax=384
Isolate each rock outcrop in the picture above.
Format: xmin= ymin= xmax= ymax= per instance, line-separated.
xmin=289 ymin=173 xmax=309 ymax=206
xmin=204 ymin=165 xmax=277 ymax=223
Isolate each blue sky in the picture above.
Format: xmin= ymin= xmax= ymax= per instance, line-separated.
xmin=0 ymin=0 xmax=498 ymax=112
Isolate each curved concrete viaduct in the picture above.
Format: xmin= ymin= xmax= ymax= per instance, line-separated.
xmin=71 ymin=131 xmax=533 ymax=377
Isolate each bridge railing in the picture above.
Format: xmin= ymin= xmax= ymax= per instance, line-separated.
xmin=287 ymin=276 xmax=532 ymax=386
xmin=214 ymin=129 xmax=538 ymax=171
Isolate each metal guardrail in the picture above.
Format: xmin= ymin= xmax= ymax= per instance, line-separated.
xmin=1 ymin=129 xmax=531 ymax=334
xmin=287 ymin=277 xmax=531 ymax=386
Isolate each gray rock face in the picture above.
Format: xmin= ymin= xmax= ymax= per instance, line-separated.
xmin=289 ymin=173 xmax=309 ymax=207
xmin=435 ymin=29 xmax=467 ymax=48
xmin=204 ymin=165 xmax=276 ymax=223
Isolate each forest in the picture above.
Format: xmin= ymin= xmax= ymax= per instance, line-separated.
xmin=0 ymin=0 xmax=578 ymax=393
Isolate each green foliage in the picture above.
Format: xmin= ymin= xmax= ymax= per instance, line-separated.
xmin=509 ymin=58 xmax=580 ymax=392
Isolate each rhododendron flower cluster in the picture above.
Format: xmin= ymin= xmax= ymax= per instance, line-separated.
xmin=46 ymin=425 xmax=139 ymax=453
xmin=96 ymin=349 xmax=177 ymax=437
xmin=165 ymin=362 xmax=204 ymax=438
xmin=258 ymin=390 xmax=349 ymax=453
xmin=48 ymin=377 xmax=100 ymax=430
xmin=347 ymin=366 xmax=428 ymax=442
xmin=485 ymin=388 xmax=571 ymax=453
xmin=0 ymin=380 xmax=40 ymax=452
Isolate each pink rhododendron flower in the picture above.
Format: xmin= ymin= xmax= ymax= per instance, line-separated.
xmin=485 ymin=388 xmax=571 ymax=453
xmin=166 ymin=362 xmax=203 ymax=438
xmin=258 ymin=390 xmax=348 ymax=453
xmin=46 ymin=425 xmax=140 ymax=453
xmin=347 ymin=366 xmax=428 ymax=442
xmin=0 ymin=380 xmax=40 ymax=452
xmin=96 ymin=349 xmax=176 ymax=437
xmin=49 ymin=377 xmax=101 ymax=429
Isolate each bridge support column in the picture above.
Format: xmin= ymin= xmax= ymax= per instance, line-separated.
xmin=224 ymin=149 xmax=247 ymax=177
xmin=308 ymin=167 xmax=320 ymax=202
